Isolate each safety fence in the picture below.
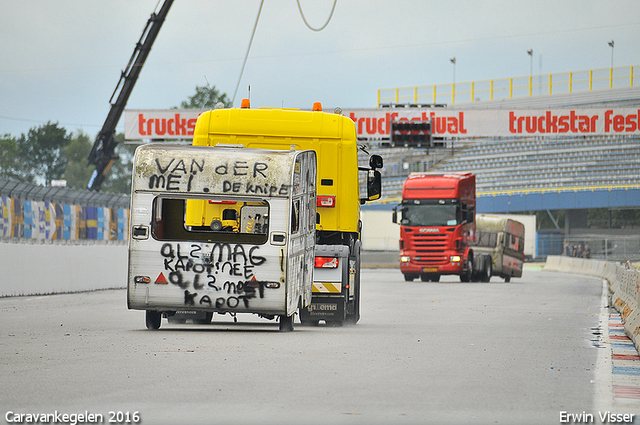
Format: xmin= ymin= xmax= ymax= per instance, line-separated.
xmin=378 ymin=65 xmax=639 ymax=106
xmin=544 ymin=255 xmax=640 ymax=353
xmin=0 ymin=179 xmax=130 ymax=243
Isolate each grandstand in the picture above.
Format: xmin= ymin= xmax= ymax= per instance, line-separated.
xmin=370 ymin=66 xmax=640 ymax=201
xmin=440 ymin=134 xmax=640 ymax=193
xmin=365 ymin=66 xmax=640 ymax=259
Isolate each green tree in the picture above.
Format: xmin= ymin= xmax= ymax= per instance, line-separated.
xmin=0 ymin=134 xmax=26 ymax=181
xmin=62 ymin=130 xmax=94 ymax=190
xmin=17 ymin=122 xmax=71 ymax=185
xmin=179 ymin=85 xmax=231 ymax=109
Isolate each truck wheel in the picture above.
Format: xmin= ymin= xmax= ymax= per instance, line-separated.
xmin=279 ymin=314 xmax=294 ymax=332
xmin=481 ymin=258 xmax=492 ymax=282
xmin=460 ymin=269 xmax=471 ymax=282
xmin=404 ymin=274 xmax=416 ymax=282
xmin=145 ymin=310 xmax=161 ymax=330
xmin=504 ymin=276 xmax=511 ymax=283
xmin=460 ymin=259 xmax=473 ymax=282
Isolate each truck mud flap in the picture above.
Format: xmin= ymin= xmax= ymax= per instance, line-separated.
xmin=299 ymin=296 xmax=346 ymax=323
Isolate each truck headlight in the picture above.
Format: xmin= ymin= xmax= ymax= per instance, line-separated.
xmin=400 ymin=255 xmax=411 ymax=263
xmin=450 ymin=255 xmax=462 ymax=263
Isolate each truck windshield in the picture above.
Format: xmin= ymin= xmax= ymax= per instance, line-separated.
xmin=401 ymin=204 xmax=458 ymax=227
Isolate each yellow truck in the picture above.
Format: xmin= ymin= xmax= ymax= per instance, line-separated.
xmin=192 ymin=100 xmax=383 ymax=325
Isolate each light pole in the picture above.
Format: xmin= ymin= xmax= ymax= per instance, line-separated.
xmin=450 ymin=57 xmax=456 ymax=103
xmin=527 ymin=49 xmax=533 ymax=96
xmin=608 ymin=40 xmax=615 ymax=68
xmin=608 ymin=40 xmax=615 ymax=88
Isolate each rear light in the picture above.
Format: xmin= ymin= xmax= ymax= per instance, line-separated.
xmin=317 ymin=195 xmax=336 ymax=207
xmin=208 ymin=200 xmax=236 ymax=204
xmin=134 ymin=276 xmax=151 ymax=284
xmin=315 ymin=257 xmax=339 ymax=268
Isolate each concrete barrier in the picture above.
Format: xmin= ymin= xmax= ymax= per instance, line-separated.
xmin=544 ymin=255 xmax=640 ymax=353
xmin=0 ymin=241 xmax=127 ymax=297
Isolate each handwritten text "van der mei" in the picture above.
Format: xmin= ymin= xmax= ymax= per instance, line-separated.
xmin=148 ymin=157 xmax=276 ymax=192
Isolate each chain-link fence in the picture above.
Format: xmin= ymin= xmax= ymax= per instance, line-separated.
xmin=563 ymin=235 xmax=640 ymax=262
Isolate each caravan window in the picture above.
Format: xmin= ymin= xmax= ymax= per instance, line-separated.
xmin=475 ymin=231 xmax=497 ymax=248
xmin=151 ymin=196 xmax=269 ymax=244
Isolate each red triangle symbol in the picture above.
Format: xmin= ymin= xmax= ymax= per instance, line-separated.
xmin=155 ymin=273 xmax=168 ymax=284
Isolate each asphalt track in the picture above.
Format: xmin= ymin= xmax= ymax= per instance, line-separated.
xmin=1 ymin=265 xmax=636 ymax=425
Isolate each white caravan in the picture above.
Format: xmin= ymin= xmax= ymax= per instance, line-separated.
xmin=127 ymin=144 xmax=316 ymax=331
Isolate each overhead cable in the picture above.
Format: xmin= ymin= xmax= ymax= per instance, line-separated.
xmin=231 ymin=0 xmax=265 ymax=106
xmin=296 ymin=0 xmax=337 ymax=31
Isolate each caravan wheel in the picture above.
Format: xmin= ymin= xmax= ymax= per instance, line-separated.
xmin=279 ymin=314 xmax=294 ymax=332
xmin=145 ymin=310 xmax=161 ymax=330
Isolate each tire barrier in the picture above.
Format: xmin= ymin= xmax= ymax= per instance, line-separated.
xmin=544 ymin=255 xmax=640 ymax=353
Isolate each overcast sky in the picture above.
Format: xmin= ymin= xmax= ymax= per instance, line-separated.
xmin=1 ymin=0 xmax=639 ymax=138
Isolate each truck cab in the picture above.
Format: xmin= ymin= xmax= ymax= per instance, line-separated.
xmin=393 ymin=172 xmax=489 ymax=282
xmin=191 ymin=101 xmax=383 ymax=325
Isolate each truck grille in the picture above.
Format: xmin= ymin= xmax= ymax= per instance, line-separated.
xmin=411 ymin=232 xmax=449 ymax=265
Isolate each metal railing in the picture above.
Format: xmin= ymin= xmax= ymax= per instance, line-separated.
xmin=378 ymin=65 xmax=638 ymax=106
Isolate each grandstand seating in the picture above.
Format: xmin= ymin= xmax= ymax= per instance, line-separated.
xmin=373 ymin=135 xmax=640 ymax=199
xmin=440 ymin=135 xmax=640 ymax=193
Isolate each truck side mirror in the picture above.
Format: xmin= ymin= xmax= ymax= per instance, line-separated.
xmin=392 ymin=206 xmax=398 ymax=224
xmin=367 ymin=169 xmax=382 ymax=201
xmin=462 ymin=209 xmax=474 ymax=223
xmin=369 ymin=154 xmax=383 ymax=169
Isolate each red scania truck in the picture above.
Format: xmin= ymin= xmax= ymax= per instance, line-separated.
xmin=392 ymin=172 xmax=491 ymax=282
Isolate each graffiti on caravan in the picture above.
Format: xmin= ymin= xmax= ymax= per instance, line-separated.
xmin=156 ymin=242 xmax=280 ymax=308
xmin=148 ymin=157 xmax=205 ymax=191
xmin=146 ymin=156 xmax=291 ymax=196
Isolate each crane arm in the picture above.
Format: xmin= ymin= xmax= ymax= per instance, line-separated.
xmin=87 ymin=0 xmax=173 ymax=191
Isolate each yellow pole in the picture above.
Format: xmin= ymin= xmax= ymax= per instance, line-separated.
xmin=509 ymin=78 xmax=513 ymax=98
xmin=609 ymin=67 xmax=613 ymax=89
xmin=549 ymin=74 xmax=553 ymax=95
xmin=395 ymin=88 xmax=399 ymax=104
xmin=452 ymin=83 xmax=455 ymax=104
xmin=471 ymin=82 xmax=475 ymax=102
xmin=529 ymin=75 xmax=532 ymax=97
xmin=490 ymin=80 xmax=494 ymax=100
xmin=589 ymin=70 xmax=593 ymax=91
xmin=569 ymin=72 xmax=572 ymax=93
xmin=433 ymin=85 xmax=436 ymax=104
xmin=631 ymin=66 xmax=634 ymax=87
xmin=414 ymin=87 xmax=418 ymax=103
xmin=377 ymin=89 xmax=380 ymax=107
